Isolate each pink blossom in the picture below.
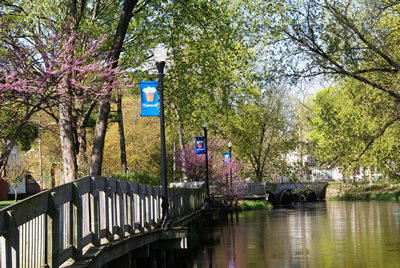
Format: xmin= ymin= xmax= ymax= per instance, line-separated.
xmin=175 ymin=135 xmax=247 ymax=201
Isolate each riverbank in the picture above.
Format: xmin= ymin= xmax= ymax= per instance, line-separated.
xmin=326 ymin=182 xmax=400 ymax=201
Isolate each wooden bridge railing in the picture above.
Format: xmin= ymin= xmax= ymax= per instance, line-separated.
xmin=0 ymin=176 xmax=206 ymax=268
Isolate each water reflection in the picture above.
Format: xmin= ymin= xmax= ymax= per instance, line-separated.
xmin=189 ymin=201 xmax=400 ymax=268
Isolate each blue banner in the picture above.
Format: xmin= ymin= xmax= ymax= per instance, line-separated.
xmin=224 ymin=152 xmax=230 ymax=163
xmin=195 ymin=137 xmax=206 ymax=154
xmin=140 ymin=81 xmax=159 ymax=117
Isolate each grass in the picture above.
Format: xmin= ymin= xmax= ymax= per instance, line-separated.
xmin=326 ymin=183 xmax=400 ymax=201
xmin=0 ymin=200 xmax=16 ymax=209
xmin=328 ymin=181 xmax=343 ymax=186
xmin=238 ymin=200 xmax=273 ymax=210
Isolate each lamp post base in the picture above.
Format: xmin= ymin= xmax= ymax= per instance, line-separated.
xmin=161 ymin=197 xmax=171 ymax=228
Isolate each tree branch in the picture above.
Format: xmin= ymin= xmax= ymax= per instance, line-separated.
xmin=357 ymin=116 xmax=400 ymax=161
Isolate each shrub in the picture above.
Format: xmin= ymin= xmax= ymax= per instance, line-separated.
xmin=238 ymin=200 xmax=272 ymax=210
xmin=114 ymin=172 xmax=160 ymax=186
xmin=363 ymin=193 xmax=372 ymax=201
xmin=375 ymin=193 xmax=396 ymax=201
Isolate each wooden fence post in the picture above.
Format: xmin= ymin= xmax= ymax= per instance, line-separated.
xmin=146 ymin=185 xmax=153 ymax=230
xmin=47 ymin=192 xmax=60 ymax=268
xmin=71 ymin=182 xmax=83 ymax=260
xmin=126 ymin=182 xmax=134 ymax=234
xmin=5 ymin=210 xmax=19 ymax=268
xmin=156 ymin=187 xmax=162 ymax=225
xmin=90 ymin=178 xmax=100 ymax=246
xmin=116 ymin=180 xmax=125 ymax=238
xmin=130 ymin=182 xmax=140 ymax=232
xmin=138 ymin=184 xmax=144 ymax=232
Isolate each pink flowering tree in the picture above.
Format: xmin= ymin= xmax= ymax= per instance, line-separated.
xmin=175 ymin=136 xmax=247 ymax=202
xmin=0 ymin=21 xmax=129 ymax=182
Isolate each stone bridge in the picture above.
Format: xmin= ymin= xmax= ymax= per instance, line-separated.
xmin=245 ymin=182 xmax=329 ymax=204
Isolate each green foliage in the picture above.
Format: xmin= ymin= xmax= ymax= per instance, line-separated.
xmin=252 ymin=0 xmax=400 ymax=183
xmin=327 ymin=184 xmax=400 ymax=201
xmin=232 ymin=87 xmax=298 ymax=181
xmin=311 ymin=82 xmax=400 ymax=182
xmin=0 ymin=124 xmax=38 ymax=153
xmin=114 ymin=172 xmax=161 ymax=186
xmin=5 ymin=151 xmax=34 ymax=201
xmin=238 ymin=200 xmax=272 ymax=210
xmin=6 ymin=0 xmax=378 ymax=186
xmin=375 ymin=192 xmax=400 ymax=201
xmin=141 ymin=1 xmax=261 ymax=164
xmin=363 ymin=193 xmax=372 ymax=201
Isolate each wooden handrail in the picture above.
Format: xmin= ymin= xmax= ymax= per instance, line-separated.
xmin=0 ymin=176 xmax=207 ymax=267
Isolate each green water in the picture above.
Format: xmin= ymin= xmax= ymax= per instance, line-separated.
xmin=189 ymin=201 xmax=400 ymax=267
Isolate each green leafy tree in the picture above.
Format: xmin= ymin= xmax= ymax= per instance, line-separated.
xmin=147 ymin=0 xmax=259 ymax=147
xmin=233 ymin=87 xmax=298 ymax=182
xmin=311 ymin=81 xmax=400 ymax=183
xmin=5 ymin=151 xmax=33 ymax=201
xmin=293 ymin=93 xmax=317 ymax=180
xmin=258 ymin=0 xmax=400 ymax=159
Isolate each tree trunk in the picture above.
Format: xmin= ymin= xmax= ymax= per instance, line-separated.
xmin=297 ymin=127 xmax=303 ymax=181
xmin=254 ymin=161 xmax=262 ymax=182
xmin=177 ymin=124 xmax=188 ymax=182
xmin=59 ymin=102 xmax=78 ymax=183
xmin=89 ymin=0 xmax=139 ymax=176
xmin=55 ymin=0 xmax=86 ymax=182
xmin=118 ymin=94 xmax=127 ymax=173
xmin=90 ymin=101 xmax=110 ymax=176
xmin=76 ymin=124 xmax=89 ymax=173
xmin=75 ymin=101 xmax=94 ymax=174
xmin=76 ymin=127 xmax=88 ymax=166
xmin=51 ymin=163 xmax=56 ymax=188
xmin=368 ymin=166 xmax=373 ymax=185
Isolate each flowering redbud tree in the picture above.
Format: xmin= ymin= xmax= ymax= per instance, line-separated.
xmin=175 ymin=136 xmax=247 ymax=202
xmin=0 ymin=21 xmax=130 ymax=181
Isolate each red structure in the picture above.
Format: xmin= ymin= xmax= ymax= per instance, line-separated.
xmin=0 ymin=178 xmax=8 ymax=201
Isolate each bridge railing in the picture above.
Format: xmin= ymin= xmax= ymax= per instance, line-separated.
xmin=246 ymin=183 xmax=267 ymax=195
xmin=0 ymin=176 xmax=206 ymax=268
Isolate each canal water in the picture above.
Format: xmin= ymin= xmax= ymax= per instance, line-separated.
xmin=187 ymin=201 xmax=400 ymax=268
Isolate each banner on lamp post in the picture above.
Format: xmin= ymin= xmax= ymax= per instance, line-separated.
xmin=224 ymin=152 xmax=230 ymax=163
xmin=195 ymin=137 xmax=206 ymax=154
xmin=140 ymin=81 xmax=159 ymax=117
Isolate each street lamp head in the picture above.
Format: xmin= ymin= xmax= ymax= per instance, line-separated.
xmin=154 ymin=43 xmax=167 ymax=62
xmin=202 ymin=119 xmax=208 ymax=128
xmin=228 ymin=141 xmax=232 ymax=148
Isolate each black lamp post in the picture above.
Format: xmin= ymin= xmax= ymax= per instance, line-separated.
xmin=154 ymin=44 xmax=169 ymax=227
xmin=228 ymin=141 xmax=232 ymax=188
xmin=202 ymin=120 xmax=210 ymax=198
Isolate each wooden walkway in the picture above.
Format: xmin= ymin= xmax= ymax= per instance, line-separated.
xmin=0 ymin=176 xmax=207 ymax=267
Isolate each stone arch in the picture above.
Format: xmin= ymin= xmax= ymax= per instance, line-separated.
xmin=280 ymin=189 xmax=301 ymax=204
xmin=300 ymin=188 xmax=318 ymax=202
xmin=268 ymin=192 xmax=279 ymax=204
